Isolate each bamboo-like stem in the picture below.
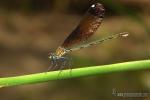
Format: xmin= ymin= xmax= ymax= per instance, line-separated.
xmin=0 ymin=60 xmax=150 ymax=88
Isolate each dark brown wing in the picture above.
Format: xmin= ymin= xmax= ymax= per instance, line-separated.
xmin=61 ymin=3 xmax=105 ymax=48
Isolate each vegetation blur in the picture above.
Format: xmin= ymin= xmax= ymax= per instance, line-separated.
xmin=0 ymin=0 xmax=149 ymax=100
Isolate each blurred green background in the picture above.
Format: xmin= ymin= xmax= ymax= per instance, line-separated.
xmin=0 ymin=0 xmax=150 ymax=100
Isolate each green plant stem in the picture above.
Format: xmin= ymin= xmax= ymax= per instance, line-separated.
xmin=0 ymin=60 xmax=150 ymax=88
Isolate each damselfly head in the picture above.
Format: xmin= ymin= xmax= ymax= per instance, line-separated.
xmin=48 ymin=52 xmax=58 ymax=60
xmin=48 ymin=52 xmax=70 ymax=71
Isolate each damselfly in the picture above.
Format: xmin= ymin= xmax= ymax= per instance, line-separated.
xmin=48 ymin=3 xmax=129 ymax=71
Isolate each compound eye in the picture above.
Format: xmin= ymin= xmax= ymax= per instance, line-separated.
xmin=48 ymin=52 xmax=55 ymax=59
xmin=49 ymin=55 xmax=52 ymax=59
